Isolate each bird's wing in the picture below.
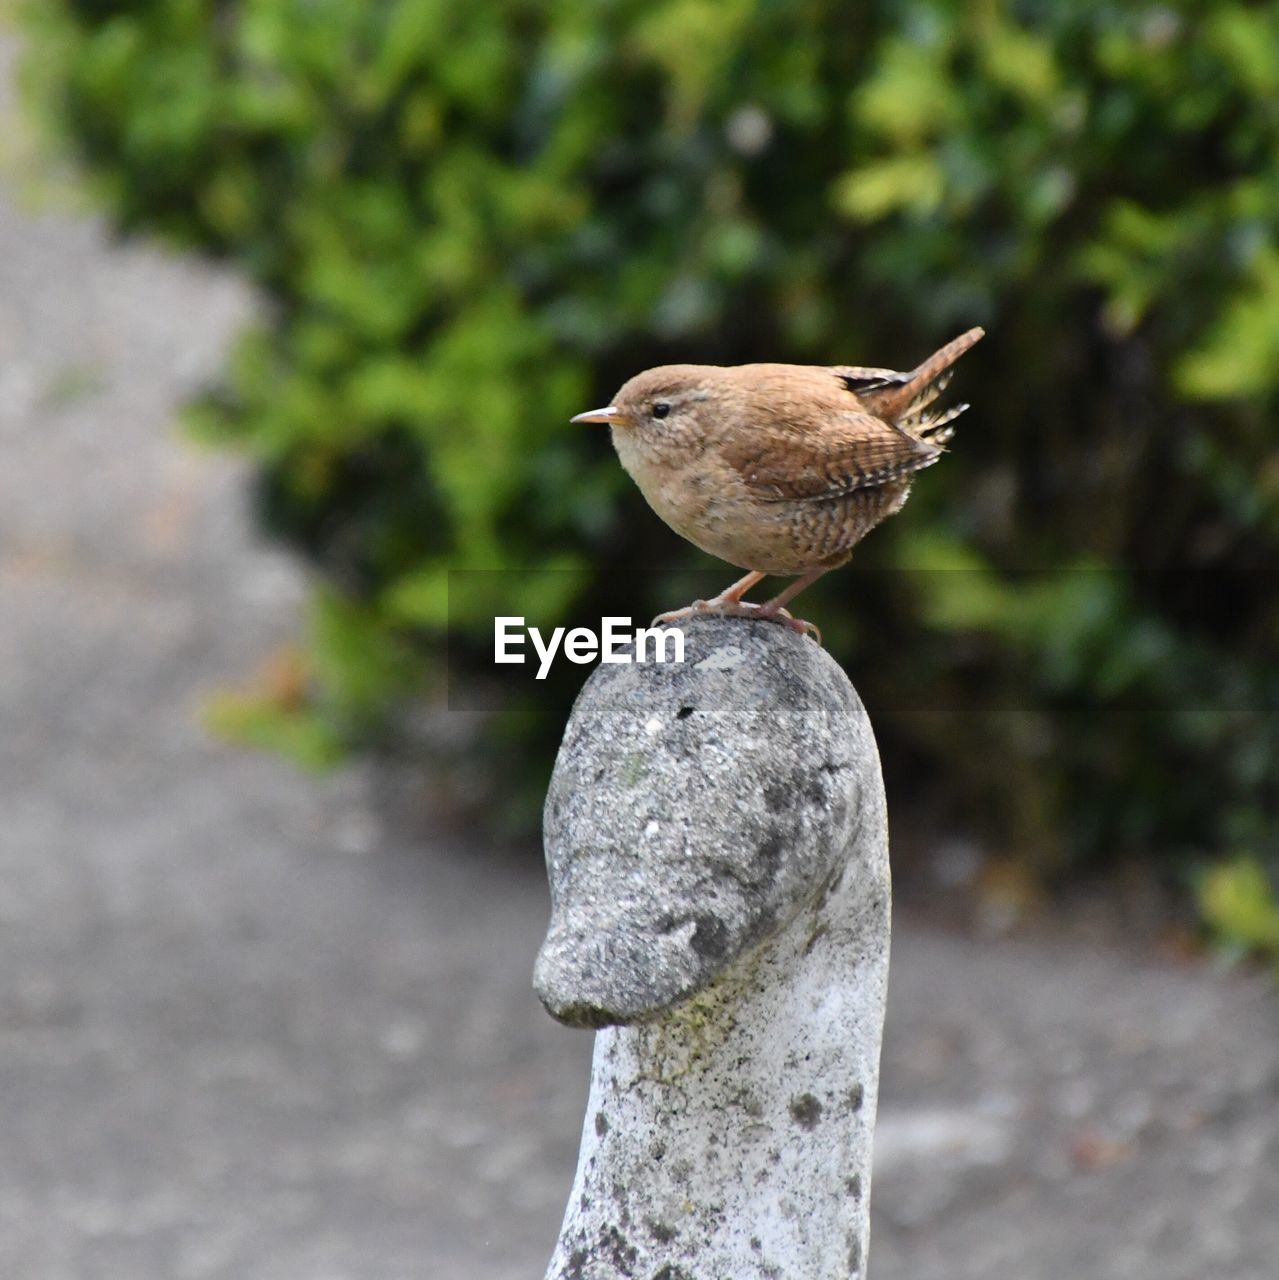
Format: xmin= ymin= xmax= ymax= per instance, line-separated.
xmin=723 ymin=407 xmax=940 ymax=504
xmin=829 ymin=365 xmax=913 ymax=396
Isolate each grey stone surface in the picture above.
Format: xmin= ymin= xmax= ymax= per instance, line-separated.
xmin=536 ymin=616 xmax=874 ymax=1026
xmin=3 ymin=29 xmax=1279 ymax=1280
xmin=539 ymin=619 xmax=890 ymax=1277
xmin=872 ymin=927 xmax=1279 ymax=1280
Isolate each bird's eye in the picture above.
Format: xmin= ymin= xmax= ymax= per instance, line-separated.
xmin=652 ymin=401 xmax=671 ymax=419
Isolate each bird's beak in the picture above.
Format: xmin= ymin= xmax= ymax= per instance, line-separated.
xmin=570 ymin=405 xmax=627 ymax=426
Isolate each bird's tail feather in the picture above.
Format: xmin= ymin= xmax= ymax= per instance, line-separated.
xmin=909 ymin=398 xmax=969 ymax=445
xmin=858 ymin=327 xmax=984 ymax=428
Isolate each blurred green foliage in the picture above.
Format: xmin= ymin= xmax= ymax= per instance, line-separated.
xmin=20 ymin=0 xmax=1278 ymax=902
xmin=1198 ymin=855 xmax=1279 ymax=975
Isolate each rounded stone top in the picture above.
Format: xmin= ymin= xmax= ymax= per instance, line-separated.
xmin=533 ymin=615 xmax=877 ymax=1027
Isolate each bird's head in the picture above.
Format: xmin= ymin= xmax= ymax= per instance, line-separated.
xmin=570 ymin=365 xmax=714 ymax=435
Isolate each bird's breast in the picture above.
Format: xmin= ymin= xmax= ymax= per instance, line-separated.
xmin=612 ymin=426 xmax=809 ymax=572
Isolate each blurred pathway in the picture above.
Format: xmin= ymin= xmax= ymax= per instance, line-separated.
xmin=0 ymin=35 xmax=585 ymax=1280
xmin=2 ymin=33 xmax=1277 ymax=1280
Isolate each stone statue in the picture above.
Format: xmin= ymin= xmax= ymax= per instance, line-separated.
xmin=536 ymin=616 xmax=891 ymax=1279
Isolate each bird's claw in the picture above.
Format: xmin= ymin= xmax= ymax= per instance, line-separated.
xmin=651 ymin=600 xmax=822 ymax=645
xmin=651 ymin=600 xmax=709 ymax=626
xmin=778 ymin=614 xmax=823 ymax=645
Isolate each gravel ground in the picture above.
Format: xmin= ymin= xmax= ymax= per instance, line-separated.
xmin=2 ymin=36 xmax=1277 ymax=1280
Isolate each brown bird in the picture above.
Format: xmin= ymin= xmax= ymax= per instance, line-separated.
xmin=571 ymin=327 xmax=984 ymax=640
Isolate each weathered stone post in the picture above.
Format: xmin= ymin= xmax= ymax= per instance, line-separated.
xmin=534 ymin=615 xmax=891 ymax=1279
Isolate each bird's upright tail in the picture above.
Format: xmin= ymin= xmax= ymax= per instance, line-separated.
xmin=852 ymin=326 xmax=984 ymax=439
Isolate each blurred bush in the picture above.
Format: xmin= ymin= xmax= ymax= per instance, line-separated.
xmin=1198 ymin=855 xmax=1279 ymax=976
xmin=20 ymin=1 xmax=1277 ymax=895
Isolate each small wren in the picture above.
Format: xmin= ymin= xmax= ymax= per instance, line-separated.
xmin=571 ymin=327 xmax=984 ymax=640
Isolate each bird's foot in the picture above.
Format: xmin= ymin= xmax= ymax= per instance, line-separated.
xmin=651 ymin=600 xmax=822 ymax=645
xmin=753 ymin=603 xmax=822 ymax=645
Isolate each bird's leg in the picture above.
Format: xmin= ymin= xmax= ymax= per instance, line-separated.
xmin=652 ymin=568 xmax=825 ymax=644
xmin=709 ymin=569 xmax=767 ymax=607
xmin=759 ymin=568 xmax=827 ymax=613
xmin=652 ymin=570 xmax=765 ymax=626
xmin=750 ymin=569 xmax=828 ymax=643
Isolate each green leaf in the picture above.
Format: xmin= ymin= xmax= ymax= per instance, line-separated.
xmin=1177 ymin=246 xmax=1279 ymax=399
xmin=1199 ymin=856 xmax=1279 ymax=955
xmin=832 ymin=154 xmax=944 ymax=222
